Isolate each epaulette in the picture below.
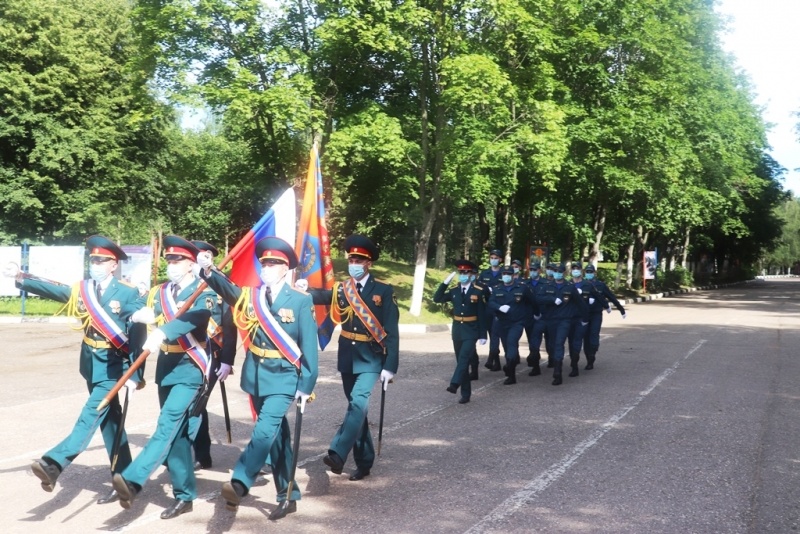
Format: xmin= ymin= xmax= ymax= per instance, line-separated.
xmin=117 ymin=279 xmax=135 ymax=288
xmin=473 ymin=283 xmax=484 ymax=290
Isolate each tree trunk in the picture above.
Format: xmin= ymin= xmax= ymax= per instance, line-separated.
xmin=434 ymin=203 xmax=447 ymax=269
xmin=680 ymin=227 xmax=690 ymax=269
xmin=590 ymin=204 xmax=606 ymax=263
xmin=478 ymin=202 xmax=490 ymax=252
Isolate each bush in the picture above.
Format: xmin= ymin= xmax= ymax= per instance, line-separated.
xmin=663 ymin=266 xmax=693 ymax=289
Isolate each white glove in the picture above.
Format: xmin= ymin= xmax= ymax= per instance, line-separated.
xmin=123 ymin=379 xmax=138 ymax=399
xmin=622 ymin=313 xmax=627 ymax=319
xmin=581 ymin=321 xmax=588 ymax=327
xmin=380 ymin=370 xmax=395 ymax=391
xmin=554 ymin=298 xmax=562 ymax=306
xmin=197 ymin=250 xmax=214 ymax=270
xmin=142 ymin=329 xmax=166 ymax=354
xmin=131 ymin=307 xmax=156 ymax=325
xmin=478 ymin=338 xmax=487 ymax=346
xmin=444 ymin=271 xmax=456 ymax=285
xmin=606 ymin=307 xmax=612 ymax=314
xmin=2 ymin=262 xmax=19 ymax=278
xmin=190 ymin=263 xmax=201 ymax=278
xmin=534 ymin=314 xmax=542 ymax=320
xmin=216 ymin=363 xmax=232 ymax=381
xmin=589 ymin=297 xmax=595 ymax=305
xmin=576 ymin=287 xmax=582 ymax=294
xmin=498 ymin=304 xmax=510 ymax=313
xmin=295 ymin=279 xmax=308 ymax=292
xmin=294 ymin=390 xmax=311 ymax=413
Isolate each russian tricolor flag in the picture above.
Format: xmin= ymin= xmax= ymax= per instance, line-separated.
xmin=229 ymin=188 xmax=296 ymax=288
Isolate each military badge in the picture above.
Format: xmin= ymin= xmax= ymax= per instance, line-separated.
xmin=77 ymin=297 xmax=86 ymax=313
xmin=217 ymin=295 xmax=223 ymax=305
xmin=205 ymin=297 xmax=215 ymax=310
xmin=470 ymin=294 xmax=478 ymax=302
xmin=373 ymin=295 xmax=382 ymax=306
xmin=278 ymin=308 xmax=295 ymax=323
xmin=110 ymin=300 xmax=121 ymax=314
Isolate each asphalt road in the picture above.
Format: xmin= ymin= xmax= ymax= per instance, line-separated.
xmin=2 ymin=278 xmax=800 ymax=533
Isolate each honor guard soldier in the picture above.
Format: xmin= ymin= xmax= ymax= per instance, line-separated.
xmin=582 ymin=264 xmax=626 ymax=370
xmin=536 ymin=263 xmax=588 ymax=385
xmin=190 ymin=240 xmax=237 ymax=471
xmin=308 ymin=235 xmax=399 ymax=481
xmin=113 ymin=235 xmax=218 ymax=519
xmin=3 ymin=236 xmax=141 ymax=503
xmin=478 ymin=248 xmax=504 ymax=371
xmin=197 ymin=236 xmax=318 ymax=520
xmin=487 ymin=265 xmax=538 ymax=385
xmin=433 ymin=260 xmax=488 ymax=404
xmin=524 ymin=262 xmax=549 ymax=377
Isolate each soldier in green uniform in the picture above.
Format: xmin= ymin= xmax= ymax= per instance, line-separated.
xmin=190 ymin=240 xmax=237 ymax=471
xmin=308 ymin=235 xmax=399 ymax=482
xmin=2 ymin=236 xmax=141 ymax=503
xmin=112 ymin=236 xmax=218 ymax=520
xmin=197 ymin=236 xmax=318 ymax=521
xmin=433 ymin=260 xmax=488 ymax=404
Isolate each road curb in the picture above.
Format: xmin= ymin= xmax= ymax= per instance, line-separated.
xmin=0 ymin=277 xmax=781 ymax=331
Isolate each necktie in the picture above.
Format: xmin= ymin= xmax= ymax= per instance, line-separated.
xmin=172 ymin=283 xmax=179 ymax=300
xmin=96 ymin=281 xmax=103 ymax=301
xmin=462 ymin=287 xmax=467 ymax=296
xmin=265 ymin=285 xmax=273 ymax=307
xmin=357 ymin=282 xmax=363 ymax=293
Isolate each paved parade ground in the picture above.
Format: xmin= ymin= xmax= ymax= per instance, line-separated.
xmin=3 ymin=279 xmax=800 ymax=533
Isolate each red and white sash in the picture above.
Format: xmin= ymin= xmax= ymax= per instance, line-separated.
xmin=159 ymin=285 xmax=210 ymax=376
xmin=250 ymin=286 xmax=302 ymax=369
xmin=79 ymin=281 xmax=129 ymax=353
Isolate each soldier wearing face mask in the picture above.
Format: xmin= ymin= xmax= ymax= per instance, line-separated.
xmin=566 ymin=261 xmax=595 ymax=378
xmin=535 ymin=262 xmax=588 ymax=385
xmin=113 ymin=235 xmax=219 ymax=519
xmin=582 ymin=264 xmax=626 ymax=370
xmin=197 ymin=236 xmax=318 ymax=520
xmin=307 ymin=235 xmax=399 ymax=482
xmin=524 ymin=262 xmax=549 ymax=377
xmin=433 ymin=260 xmax=488 ymax=404
xmin=487 ymin=265 xmax=539 ymax=385
xmin=2 ymin=235 xmax=142 ymax=503
xmin=478 ymin=248 xmax=505 ymax=372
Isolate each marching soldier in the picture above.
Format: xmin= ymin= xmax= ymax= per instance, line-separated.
xmin=113 ymin=235 xmax=218 ymax=519
xmin=197 ymin=236 xmax=318 ymax=520
xmin=583 ymin=264 xmax=627 ymax=369
xmin=567 ymin=261 xmax=593 ymax=377
xmin=433 ymin=260 xmax=488 ymax=404
xmin=487 ymin=265 xmax=538 ymax=385
xmin=524 ymin=262 xmax=549 ymax=377
xmin=536 ymin=263 xmax=588 ymax=385
xmin=3 ymin=236 xmax=141 ymax=503
xmin=478 ymin=248 xmax=504 ymax=371
xmin=190 ymin=240 xmax=237 ymax=471
xmin=308 ymin=235 xmax=399 ymax=482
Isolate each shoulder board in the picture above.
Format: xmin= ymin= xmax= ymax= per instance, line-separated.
xmin=473 ymin=283 xmax=484 ymax=290
xmin=116 ymin=279 xmax=135 ymax=288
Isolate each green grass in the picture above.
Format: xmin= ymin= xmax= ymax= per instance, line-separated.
xmin=0 ymin=296 xmax=64 ymax=316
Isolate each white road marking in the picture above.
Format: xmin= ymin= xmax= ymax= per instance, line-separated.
xmin=463 ymin=339 xmax=707 ymax=534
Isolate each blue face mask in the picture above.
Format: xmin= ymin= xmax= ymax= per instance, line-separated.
xmin=348 ymin=264 xmax=365 ymax=279
xmin=458 ymin=274 xmax=470 ymax=284
xmin=530 ymin=270 xmax=540 ymax=278
xmin=470 ymin=274 xmax=477 ymax=282
xmin=545 ymin=269 xmax=553 ymax=277
xmin=571 ymin=269 xmax=582 ymax=278
xmin=553 ymin=272 xmax=564 ymax=281
xmin=513 ymin=267 xmax=520 ymax=273
xmin=502 ymin=274 xmax=513 ymax=284
xmin=585 ymin=273 xmax=596 ymax=280
xmin=489 ymin=258 xmax=500 ymax=267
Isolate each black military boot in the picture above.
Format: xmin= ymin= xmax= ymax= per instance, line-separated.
xmin=503 ymin=361 xmax=517 ymax=385
xmin=546 ymin=357 xmax=554 ymax=368
xmin=585 ymin=352 xmax=596 ymax=370
xmin=469 ymin=353 xmax=479 ymax=380
xmin=552 ymin=362 xmax=562 ymax=386
xmin=568 ymin=352 xmax=580 ymax=377
xmin=489 ymin=351 xmax=502 ymax=372
xmin=528 ymin=352 xmax=541 ymax=376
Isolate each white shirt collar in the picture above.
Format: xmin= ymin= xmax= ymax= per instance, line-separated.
xmin=353 ymin=273 xmax=371 ymax=286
